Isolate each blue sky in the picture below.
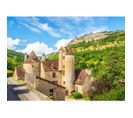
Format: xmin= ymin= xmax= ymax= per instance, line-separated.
xmin=7 ymin=17 xmax=125 ymax=55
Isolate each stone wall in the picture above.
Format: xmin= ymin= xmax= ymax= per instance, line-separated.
xmin=36 ymin=76 xmax=66 ymax=100
xmin=25 ymin=74 xmax=66 ymax=100
xmin=75 ymin=84 xmax=83 ymax=94
xmin=23 ymin=62 xmax=40 ymax=77
xmin=40 ymin=63 xmax=62 ymax=85
xmin=25 ymin=73 xmax=37 ymax=89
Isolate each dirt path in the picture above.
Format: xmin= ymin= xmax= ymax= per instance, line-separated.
xmin=7 ymin=77 xmax=51 ymax=101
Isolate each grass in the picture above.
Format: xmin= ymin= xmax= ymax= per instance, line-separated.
xmin=82 ymin=97 xmax=90 ymax=101
xmin=65 ymin=95 xmax=90 ymax=101
xmin=65 ymin=95 xmax=74 ymax=99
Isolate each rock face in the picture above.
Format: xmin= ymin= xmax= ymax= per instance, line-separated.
xmin=69 ymin=31 xmax=110 ymax=44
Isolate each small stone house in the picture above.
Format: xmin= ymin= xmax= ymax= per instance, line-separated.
xmin=75 ymin=69 xmax=94 ymax=96
xmin=13 ymin=67 xmax=25 ymax=80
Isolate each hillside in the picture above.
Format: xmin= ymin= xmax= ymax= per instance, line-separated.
xmin=47 ymin=30 xmax=125 ymax=100
xmin=7 ymin=49 xmax=24 ymax=76
xmin=47 ymin=30 xmax=125 ymax=80
xmin=7 ymin=30 xmax=125 ymax=100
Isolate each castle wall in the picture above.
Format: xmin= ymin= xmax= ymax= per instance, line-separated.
xmin=40 ymin=62 xmax=62 ymax=85
xmin=23 ymin=62 xmax=40 ymax=77
xmin=64 ymin=55 xmax=75 ymax=95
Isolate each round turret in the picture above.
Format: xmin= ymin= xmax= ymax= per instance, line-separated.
xmin=64 ymin=55 xmax=75 ymax=95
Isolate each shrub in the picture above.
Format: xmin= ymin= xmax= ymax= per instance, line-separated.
xmin=73 ymin=92 xmax=82 ymax=99
xmin=7 ymin=70 xmax=14 ymax=77
xmin=91 ymin=85 xmax=125 ymax=101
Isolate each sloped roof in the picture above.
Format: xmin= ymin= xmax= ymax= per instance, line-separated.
xmin=64 ymin=46 xmax=73 ymax=55
xmin=15 ymin=67 xmax=25 ymax=78
xmin=41 ymin=60 xmax=58 ymax=71
xmin=59 ymin=46 xmax=73 ymax=55
xmin=75 ymin=70 xmax=89 ymax=85
xmin=24 ymin=51 xmax=39 ymax=63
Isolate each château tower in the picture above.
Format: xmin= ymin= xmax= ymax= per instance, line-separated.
xmin=59 ymin=46 xmax=75 ymax=95
xmin=23 ymin=51 xmax=40 ymax=77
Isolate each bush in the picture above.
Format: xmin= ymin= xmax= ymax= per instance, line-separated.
xmin=73 ymin=92 xmax=82 ymax=99
xmin=91 ymin=85 xmax=125 ymax=101
xmin=7 ymin=70 xmax=14 ymax=77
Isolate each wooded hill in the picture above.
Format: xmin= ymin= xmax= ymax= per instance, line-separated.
xmin=47 ymin=30 xmax=125 ymax=100
xmin=7 ymin=49 xmax=24 ymax=76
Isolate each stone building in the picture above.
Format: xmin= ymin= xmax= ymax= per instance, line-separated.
xmin=14 ymin=46 xmax=94 ymax=97
xmin=75 ymin=69 xmax=94 ymax=96
xmin=13 ymin=67 xmax=25 ymax=80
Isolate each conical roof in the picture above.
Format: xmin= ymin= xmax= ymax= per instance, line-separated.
xmin=24 ymin=50 xmax=39 ymax=63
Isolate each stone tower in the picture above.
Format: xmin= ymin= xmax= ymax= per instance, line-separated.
xmin=59 ymin=46 xmax=75 ymax=95
xmin=23 ymin=51 xmax=40 ymax=77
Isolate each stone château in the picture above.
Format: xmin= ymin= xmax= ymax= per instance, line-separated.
xmin=13 ymin=46 xmax=94 ymax=99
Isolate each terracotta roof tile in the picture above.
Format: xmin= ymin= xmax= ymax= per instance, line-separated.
xmin=41 ymin=60 xmax=58 ymax=71
xmin=75 ymin=70 xmax=89 ymax=85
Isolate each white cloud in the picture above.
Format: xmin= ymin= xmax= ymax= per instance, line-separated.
xmin=20 ymin=41 xmax=54 ymax=56
xmin=7 ymin=37 xmax=20 ymax=49
xmin=39 ymin=23 xmax=60 ymax=37
xmin=55 ymin=38 xmax=72 ymax=50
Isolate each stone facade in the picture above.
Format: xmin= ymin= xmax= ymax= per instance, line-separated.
xmin=24 ymin=75 xmax=65 ymax=100
xmin=40 ymin=62 xmax=62 ymax=84
xmin=75 ymin=69 xmax=94 ymax=96
xmin=36 ymin=77 xmax=65 ymax=100
xmin=25 ymin=73 xmax=37 ymax=89
xmin=58 ymin=47 xmax=75 ymax=95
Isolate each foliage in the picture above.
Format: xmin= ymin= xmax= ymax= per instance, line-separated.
xmin=7 ymin=49 xmax=24 ymax=73
xmin=72 ymin=92 xmax=82 ymax=99
xmin=97 ymin=50 xmax=125 ymax=86
xmin=46 ymin=52 xmax=58 ymax=60
xmin=91 ymin=84 xmax=125 ymax=100
xmin=7 ymin=70 xmax=14 ymax=77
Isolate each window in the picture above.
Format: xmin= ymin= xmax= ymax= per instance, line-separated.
xmin=50 ymin=89 xmax=53 ymax=93
xmin=49 ymin=89 xmax=54 ymax=99
xmin=52 ymin=72 xmax=56 ymax=78
xmin=63 ymin=81 xmax=65 ymax=85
